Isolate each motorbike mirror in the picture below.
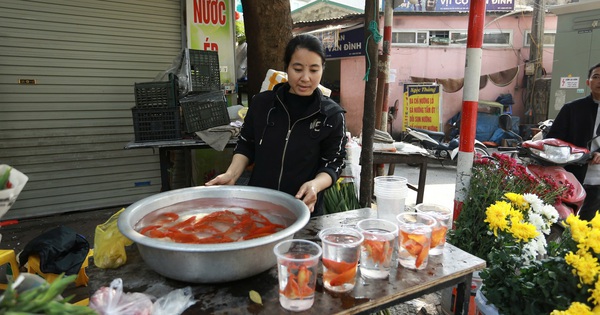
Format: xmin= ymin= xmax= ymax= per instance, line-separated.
xmin=498 ymin=114 xmax=512 ymax=131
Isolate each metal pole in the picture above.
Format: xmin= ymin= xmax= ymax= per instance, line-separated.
xmin=453 ymin=0 xmax=486 ymax=222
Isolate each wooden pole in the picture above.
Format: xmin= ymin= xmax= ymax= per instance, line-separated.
xmin=525 ymin=0 xmax=546 ymax=124
xmin=359 ymin=0 xmax=380 ymax=208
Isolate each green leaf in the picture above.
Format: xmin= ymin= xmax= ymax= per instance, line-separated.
xmin=249 ymin=290 xmax=263 ymax=305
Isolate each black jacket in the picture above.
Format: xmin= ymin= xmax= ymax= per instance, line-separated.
xmin=234 ymin=83 xmax=347 ymax=216
xmin=545 ymin=94 xmax=598 ymax=183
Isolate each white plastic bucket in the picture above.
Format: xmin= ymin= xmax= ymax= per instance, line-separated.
xmin=475 ymin=288 xmax=500 ymax=315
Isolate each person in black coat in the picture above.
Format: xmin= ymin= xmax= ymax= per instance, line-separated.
xmin=546 ymin=62 xmax=600 ymax=220
xmin=206 ymin=34 xmax=347 ymax=216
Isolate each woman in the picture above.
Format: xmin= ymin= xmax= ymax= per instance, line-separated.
xmin=206 ymin=34 xmax=347 ymax=216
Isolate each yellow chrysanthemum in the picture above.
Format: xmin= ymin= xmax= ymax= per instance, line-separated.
xmin=508 ymin=218 xmax=538 ymax=242
xmin=508 ymin=208 xmax=525 ymax=222
xmin=588 ymin=280 xmax=600 ymax=306
xmin=550 ymin=302 xmax=593 ymax=315
xmin=567 ymin=214 xmax=591 ymax=244
xmin=590 ymin=212 xmax=600 ymax=230
xmin=485 ymin=201 xmax=511 ymax=236
xmin=585 ymin=229 xmax=600 ymax=255
xmin=505 ymin=192 xmax=528 ymax=209
xmin=565 ymin=251 xmax=600 ymax=286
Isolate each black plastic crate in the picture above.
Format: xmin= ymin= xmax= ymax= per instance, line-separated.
xmin=134 ymin=76 xmax=179 ymax=109
xmin=132 ymin=107 xmax=182 ymax=142
xmin=180 ymin=91 xmax=229 ymax=133
xmin=187 ymin=49 xmax=221 ymax=93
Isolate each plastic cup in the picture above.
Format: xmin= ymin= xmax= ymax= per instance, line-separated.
xmin=396 ymin=212 xmax=436 ymax=270
xmin=274 ymin=239 xmax=322 ymax=312
xmin=318 ymin=227 xmax=364 ymax=292
xmin=415 ymin=203 xmax=452 ymax=256
xmin=374 ymin=176 xmax=408 ymax=224
xmin=355 ymin=218 xmax=398 ymax=279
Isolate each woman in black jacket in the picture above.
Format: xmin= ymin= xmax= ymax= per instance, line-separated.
xmin=206 ymin=34 xmax=347 ymax=216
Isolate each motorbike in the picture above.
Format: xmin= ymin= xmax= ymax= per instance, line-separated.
xmin=402 ymin=126 xmax=490 ymax=165
xmin=496 ymin=114 xmax=590 ymax=241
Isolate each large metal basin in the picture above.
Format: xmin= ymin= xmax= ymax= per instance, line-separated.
xmin=118 ymin=185 xmax=310 ymax=283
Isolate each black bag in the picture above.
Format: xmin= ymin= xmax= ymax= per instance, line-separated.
xmin=19 ymin=226 xmax=90 ymax=275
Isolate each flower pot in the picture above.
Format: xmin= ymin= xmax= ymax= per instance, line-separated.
xmin=474 ymin=288 xmax=500 ymax=315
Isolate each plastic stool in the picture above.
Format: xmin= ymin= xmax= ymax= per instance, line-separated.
xmin=26 ymin=249 xmax=93 ymax=287
xmin=0 ymin=249 xmax=20 ymax=290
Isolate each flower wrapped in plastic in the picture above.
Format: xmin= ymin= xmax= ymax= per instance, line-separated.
xmin=0 ymin=164 xmax=28 ymax=219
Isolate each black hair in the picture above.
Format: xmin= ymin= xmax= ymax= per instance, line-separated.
xmin=588 ymin=63 xmax=600 ymax=79
xmin=283 ymin=34 xmax=326 ymax=70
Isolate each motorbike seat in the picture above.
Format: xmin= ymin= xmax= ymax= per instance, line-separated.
xmin=411 ymin=128 xmax=446 ymax=142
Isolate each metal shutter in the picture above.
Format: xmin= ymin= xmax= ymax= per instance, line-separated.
xmin=0 ymin=0 xmax=182 ymax=218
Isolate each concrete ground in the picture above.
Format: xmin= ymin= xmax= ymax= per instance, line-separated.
xmin=0 ymin=160 xmax=460 ymax=314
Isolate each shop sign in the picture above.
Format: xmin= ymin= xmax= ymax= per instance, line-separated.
xmin=402 ymin=84 xmax=442 ymax=132
xmin=186 ymin=0 xmax=237 ymax=88
xmin=312 ymin=26 xmax=365 ymax=59
xmin=391 ymin=0 xmax=514 ymax=12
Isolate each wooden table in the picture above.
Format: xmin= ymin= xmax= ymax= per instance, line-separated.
xmin=88 ymin=208 xmax=485 ymax=315
xmin=124 ymin=139 xmax=238 ymax=191
xmin=372 ymin=151 xmax=437 ymax=204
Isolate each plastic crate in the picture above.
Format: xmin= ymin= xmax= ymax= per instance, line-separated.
xmin=134 ymin=76 xmax=179 ymax=109
xmin=132 ymin=107 xmax=182 ymax=142
xmin=180 ymin=91 xmax=229 ymax=133
xmin=187 ymin=49 xmax=221 ymax=93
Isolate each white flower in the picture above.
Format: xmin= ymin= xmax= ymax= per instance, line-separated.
xmin=540 ymin=204 xmax=559 ymax=224
xmin=522 ymin=234 xmax=548 ymax=263
xmin=523 ymin=193 xmax=544 ymax=213
xmin=527 ymin=212 xmax=547 ymax=233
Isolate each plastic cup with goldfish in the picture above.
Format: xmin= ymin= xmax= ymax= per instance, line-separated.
xmin=318 ymin=227 xmax=364 ymax=293
xmin=356 ymin=218 xmax=398 ymax=279
xmin=274 ymin=239 xmax=322 ymax=312
xmin=396 ymin=212 xmax=436 ymax=270
xmin=414 ymin=203 xmax=452 ymax=256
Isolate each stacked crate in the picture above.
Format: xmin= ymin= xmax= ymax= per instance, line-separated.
xmin=131 ymin=75 xmax=182 ymax=142
xmin=180 ymin=49 xmax=230 ymax=133
xmin=131 ymin=49 xmax=229 ymax=141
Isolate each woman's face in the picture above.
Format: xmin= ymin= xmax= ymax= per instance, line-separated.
xmin=286 ymin=48 xmax=323 ymax=96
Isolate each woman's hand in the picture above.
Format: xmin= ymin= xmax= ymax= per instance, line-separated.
xmin=205 ymin=154 xmax=250 ymax=186
xmin=296 ymin=181 xmax=320 ymax=212
xmin=295 ymin=173 xmax=333 ymax=212
xmin=205 ymin=173 xmax=236 ymax=186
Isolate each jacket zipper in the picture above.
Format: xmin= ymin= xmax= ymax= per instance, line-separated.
xmin=275 ymin=94 xmax=320 ymax=190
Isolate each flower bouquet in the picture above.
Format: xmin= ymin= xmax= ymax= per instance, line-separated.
xmin=479 ymin=193 xmax=600 ymax=315
xmin=0 ymin=164 xmax=28 ymax=219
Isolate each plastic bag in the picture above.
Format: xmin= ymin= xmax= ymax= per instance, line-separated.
xmin=89 ymin=278 xmax=154 ymax=315
xmin=94 ymin=208 xmax=133 ymax=269
xmin=152 ymin=287 xmax=196 ymax=315
xmin=0 ymin=164 xmax=29 ymax=220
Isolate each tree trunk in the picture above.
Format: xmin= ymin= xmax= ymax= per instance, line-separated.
xmin=240 ymin=0 xmax=293 ymax=100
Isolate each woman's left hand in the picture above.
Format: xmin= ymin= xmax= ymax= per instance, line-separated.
xmin=296 ymin=181 xmax=319 ymax=212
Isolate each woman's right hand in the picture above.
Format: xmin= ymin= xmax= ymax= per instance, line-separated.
xmin=205 ymin=173 xmax=236 ymax=186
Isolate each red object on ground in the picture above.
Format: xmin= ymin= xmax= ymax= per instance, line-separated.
xmin=0 ymin=220 xmax=19 ymax=227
